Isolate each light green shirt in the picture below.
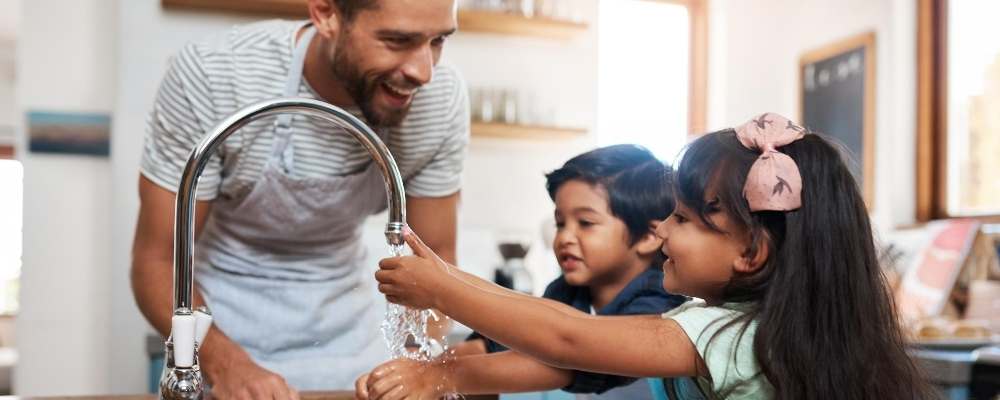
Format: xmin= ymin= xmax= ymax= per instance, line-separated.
xmin=662 ymin=300 xmax=774 ymax=399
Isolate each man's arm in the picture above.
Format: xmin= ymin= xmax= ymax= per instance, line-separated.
xmin=131 ymin=176 xmax=214 ymax=340
xmin=405 ymin=192 xmax=458 ymax=263
xmin=131 ymin=176 xmax=298 ymax=400
xmin=404 ymin=192 xmax=459 ymax=339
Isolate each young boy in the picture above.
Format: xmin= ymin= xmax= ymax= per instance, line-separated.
xmin=357 ymin=144 xmax=687 ymax=400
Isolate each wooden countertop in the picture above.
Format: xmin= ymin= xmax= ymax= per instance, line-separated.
xmin=0 ymin=392 xmax=354 ymax=400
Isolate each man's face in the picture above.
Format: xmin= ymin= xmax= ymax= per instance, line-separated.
xmin=331 ymin=0 xmax=457 ymax=127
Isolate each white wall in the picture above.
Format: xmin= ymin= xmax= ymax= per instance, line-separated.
xmin=0 ymin=0 xmax=18 ymax=136
xmin=707 ymin=0 xmax=918 ymax=230
xmin=14 ymin=0 xmax=117 ymax=395
xmin=0 ymin=1 xmax=18 ymax=41
xmin=446 ymin=23 xmax=599 ymax=234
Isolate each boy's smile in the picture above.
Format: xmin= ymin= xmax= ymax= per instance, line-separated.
xmin=557 ymin=251 xmax=585 ymax=273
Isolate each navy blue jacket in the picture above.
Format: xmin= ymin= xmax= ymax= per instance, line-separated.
xmin=467 ymin=267 xmax=687 ymax=394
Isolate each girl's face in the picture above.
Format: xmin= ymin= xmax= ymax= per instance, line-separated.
xmin=552 ymin=180 xmax=650 ymax=287
xmin=654 ymin=199 xmax=750 ymax=302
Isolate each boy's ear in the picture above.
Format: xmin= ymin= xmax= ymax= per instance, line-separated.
xmin=308 ymin=0 xmax=342 ymax=39
xmin=634 ymin=220 xmax=664 ymax=256
xmin=733 ymin=231 xmax=770 ymax=273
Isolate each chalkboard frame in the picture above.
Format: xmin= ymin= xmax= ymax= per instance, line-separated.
xmin=798 ymin=32 xmax=876 ymax=209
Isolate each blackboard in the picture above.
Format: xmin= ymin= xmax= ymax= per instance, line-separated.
xmin=799 ymin=32 xmax=876 ymax=207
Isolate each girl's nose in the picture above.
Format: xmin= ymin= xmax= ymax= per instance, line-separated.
xmin=654 ymin=219 xmax=669 ymax=239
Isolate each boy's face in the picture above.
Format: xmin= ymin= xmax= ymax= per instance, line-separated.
xmin=552 ymin=180 xmax=642 ymax=287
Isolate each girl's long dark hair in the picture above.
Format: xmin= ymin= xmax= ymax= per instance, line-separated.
xmin=675 ymin=130 xmax=932 ymax=399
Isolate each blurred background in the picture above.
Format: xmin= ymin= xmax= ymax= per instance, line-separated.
xmin=0 ymin=0 xmax=997 ymax=397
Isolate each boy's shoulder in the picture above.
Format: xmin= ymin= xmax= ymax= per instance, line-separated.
xmin=605 ymin=268 xmax=687 ymax=315
xmin=542 ymin=270 xmax=687 ymax=316
xmin=542 ymin=276 xmax=590 ymax=312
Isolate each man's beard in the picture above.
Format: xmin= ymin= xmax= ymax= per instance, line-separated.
xmin=331 ymin=46 xmax=412 ymax=128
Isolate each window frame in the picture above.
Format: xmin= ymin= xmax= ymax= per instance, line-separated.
xmin=650 ymin=0 xmax=708 ymax=136
xmin=916 ymin=0 xmax=1000 ymax=222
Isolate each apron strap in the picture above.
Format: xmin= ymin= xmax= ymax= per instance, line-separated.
xmin=272 ymin=24 xmax=317 ymax=162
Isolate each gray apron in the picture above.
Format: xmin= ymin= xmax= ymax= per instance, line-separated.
xmin=194 ymin=25 xmax=390 ymax=390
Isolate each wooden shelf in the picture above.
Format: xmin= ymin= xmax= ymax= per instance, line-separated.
xmin=160 ymin=2 xmax=588 ymax=39
xmin=162 ymin=0 xmax=307 ymax=17
xmin=471 ymin=122 xmax=586 ymax=140
xmin=458 ymin=10 xmax=588 ymax=40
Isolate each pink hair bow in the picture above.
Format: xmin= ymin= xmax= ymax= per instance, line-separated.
xmin=734 ymin=113 xmax=806 ymax=212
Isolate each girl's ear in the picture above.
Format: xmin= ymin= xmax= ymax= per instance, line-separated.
xmin=308 ymin=0 xmax=342 ymax=39
xmin=635 ymin=220 xmax=665 ymax=256
xmin=734 ymin=231 xmax=770 ymax=273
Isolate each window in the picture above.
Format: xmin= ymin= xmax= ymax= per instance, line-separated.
xmin=596 ymin=0 xmax=706 ymax=162
xmin=918 ymin=0 xmax=1000 ymax=219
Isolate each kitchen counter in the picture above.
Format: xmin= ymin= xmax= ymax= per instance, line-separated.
xmin=0 ymin=392 xmax=353 ymax=400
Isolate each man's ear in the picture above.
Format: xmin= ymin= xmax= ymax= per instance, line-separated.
xmin=635 ymin=220 xmax=665 ymax=256
xmin=308 ymin=0 xmax=341 ymax=39
xmin=733 ymin=231 xmax=770 ymax=273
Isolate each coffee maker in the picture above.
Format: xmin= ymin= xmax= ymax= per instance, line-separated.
xmin=494 ymin=242 xmax=534 ymax=294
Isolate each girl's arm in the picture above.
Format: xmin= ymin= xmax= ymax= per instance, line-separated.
xmin=447 ymin=351 xmax=574 ymax=394
xmin=364 ymin=351 xmax=574 ymax=399
xmin=377 ymin=231 xmax=704 ymax=379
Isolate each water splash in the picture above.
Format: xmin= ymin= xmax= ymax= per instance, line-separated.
xmin=380 ymin=244 xmax=446 ymax=361
xmin=380 ymin=244 xmax=464 ymax=399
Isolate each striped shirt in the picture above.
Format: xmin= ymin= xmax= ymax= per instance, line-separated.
xmin=141 ymin=20 xmax=469 ymax=202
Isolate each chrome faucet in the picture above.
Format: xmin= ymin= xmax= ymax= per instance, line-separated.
xmin=160 ymin=97 xmax=408 ymax=400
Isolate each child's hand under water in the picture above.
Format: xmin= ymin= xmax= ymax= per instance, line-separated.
xmin=354 ymin=358 xmax=452 ymax=400
xmin=377 ymin=229 xmax=455 ymax=310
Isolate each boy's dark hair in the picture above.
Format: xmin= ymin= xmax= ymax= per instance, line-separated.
xmin=545 ymin=144 xmax=674 ymax=251
xmin=675 ymin=130 xmax=933 ymax=399
xmin=330 ymin=0 xmax=380 ymax=23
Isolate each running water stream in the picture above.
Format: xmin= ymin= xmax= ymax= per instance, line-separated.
xmin=379 ymin=243 xmax=464 ymax=399
xmin=380 ymin=244 xmax=443 ymax=360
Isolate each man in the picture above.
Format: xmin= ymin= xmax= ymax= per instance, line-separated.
xmin=131 ymin=0 xmax=466 ymax=397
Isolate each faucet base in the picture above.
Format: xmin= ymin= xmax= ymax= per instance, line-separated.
xmin=159 ymin=366 xmax=205 ymax=400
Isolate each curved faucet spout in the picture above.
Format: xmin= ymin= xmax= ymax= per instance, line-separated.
xmin=172 ymin=97 xmax=407 ymax=313
xmin=162 ymin=97 xmax=407 ymax=399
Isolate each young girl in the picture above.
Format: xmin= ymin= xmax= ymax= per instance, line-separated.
xmin=357 ymin=144 xmax=687 ymax=399
xmin=370 ymin=113 xmax=932 ymax=399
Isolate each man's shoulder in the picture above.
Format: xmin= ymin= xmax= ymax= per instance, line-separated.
xmin=409 ymin=64 xmax=465 ymax=109
xmin=429 ymin=64 xmax=464 ymax=89
xmin=395 ymin=63 xmax=467 ymax=137
xmin=183 ymin=19 xmax=299 ymax=61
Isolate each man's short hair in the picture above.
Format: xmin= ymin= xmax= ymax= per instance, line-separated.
xmin=332 ymin=0 xmax=380 ymax=22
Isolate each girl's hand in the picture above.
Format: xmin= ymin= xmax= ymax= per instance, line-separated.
xmin=376 ymin=229 xmax=455 ymax=310
xmin=354 ymin=372 xmax=371 ymax=400
xmin=366 ymin=358 xmax=453 ymax=400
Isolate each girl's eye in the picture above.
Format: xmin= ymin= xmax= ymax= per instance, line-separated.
xmin=579 ymin=220 xmax=594 ymax=227
xmin=673 ymin=214 xmax=687 ymax=224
